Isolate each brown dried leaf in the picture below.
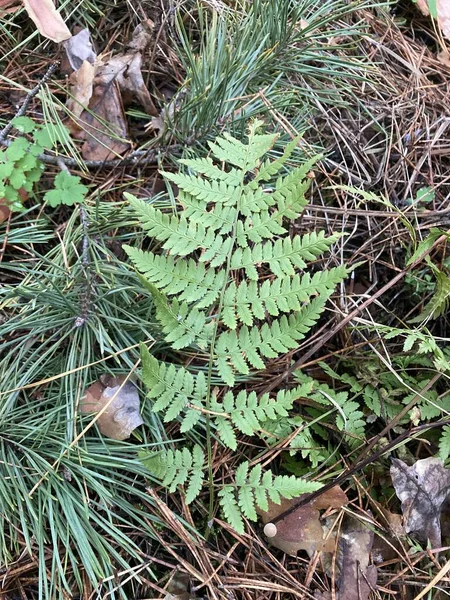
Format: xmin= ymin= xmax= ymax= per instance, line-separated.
xmin=0 ymin=199 xmax=11 ymax=225
xmin=259 ymin=486 xmax=348 ymax=556
xmin=336 ymin=518 xmax=377 ymax=600
xmin=0 ymin=0 xmax=21 ymax=15
xmin=66 ymin=60 xmax=95 ymax=121
xmin=65 ymin=22 xmax=158 ymax=160
xmin=415 ymin=0 xmax=450 ymax=40
xmin=81 ymin=374 xmax=143 ymax=440
xmin=64 ymin=28 xmax=96 ymax=71
xmin=23 ymin=0 xmax=71 ymax=42
xmin=391 ymin=457 xmax=450 ymax=547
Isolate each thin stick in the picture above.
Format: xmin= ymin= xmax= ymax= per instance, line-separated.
xmin=0 ymin=62 xmax=59 ymax=143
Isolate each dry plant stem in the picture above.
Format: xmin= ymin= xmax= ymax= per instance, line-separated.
xmin=263 ymin=229 xmax=450 ymax=395
xmin=0 ymin=62 xmax=59 ymax=143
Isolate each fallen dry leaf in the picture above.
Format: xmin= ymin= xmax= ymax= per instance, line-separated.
xmin=65 ymin=21 xmax=158 ymax=161
xmin=81 ymin=374 xmax=143 ymax=440
xmin=0 ymin=0 xmax=20 ymax=15
xmin=415 ymin=0 xmax=450 ymax=40
xmin=23 ymin=0 xmax=71 ymax=42
xmin=391 ymin=457 xmax=450 ymax=547
xmin=64 ymin=28 xmax=96 ymax=70
xmin=259 ymin=486 xmax=348 ymax=556
xmin=0 ymin=198 xmax=11 ymax=225
xmin=315 ymin=517 xmax=377 ymax=600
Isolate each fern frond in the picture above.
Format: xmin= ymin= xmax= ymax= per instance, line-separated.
xmin=216 ymin=297 xmax=328 ymax=384
xmin=231 ymin=232 xmax=342 ymax=279
xmin=124 ymin=247 xmax=225 ymax=307
xmin=211 ymin=383 xmax=314 ymax=449
xmin=254 ymin=136 xmax=302 ymax=183
xmin=140 ymin=345 xmax=206 ymax=424
xmin=179 ymin=192 xmax=237 ymax=235
xmin=143 ymin=282 xmax=212 ymax=350
xmin=223 ymin=267 xmax=347 ymax=327
xmin=218 ymin=462 xmax=322 ymax=533
xmin=161 ymin=171 xmax=241 ymax=205
xmin=209 ymin=127 xmax=276 ymax=171
xmin=140 ymin=445 xmax=204 ymax=504
xmin=240 ymin=192 xmax=309 ymax=245
xmin=125 ymin=193 xmax=217 ymax=256
xmin=179 ymin=157 xmax=242 ymax=186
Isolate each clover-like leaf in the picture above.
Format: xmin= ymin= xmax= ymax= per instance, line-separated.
xmin=44 ymin=171 xmax=88 ymax=207
xmin=12 ymin=116 xmax=36 ymax=134
xmin=6 ymin=137 xmax=29 ymax=161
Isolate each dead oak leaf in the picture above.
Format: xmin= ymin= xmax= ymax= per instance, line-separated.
xmin=81 ymin=374 xmax=143 ymax=440
xmin=391 ymin=457 xmax=450 ymax=547
xmin=259 ymin=486 xmax=348 ymax=556
xmin=65 ymin=22 xmax=157 ymax=161
xmin=23 ymin=0 xmax=71 ymax=42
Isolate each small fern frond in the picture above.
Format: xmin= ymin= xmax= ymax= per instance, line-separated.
xmin=209 ymin=126 xmax=276 ymax=171
xmin=254 ymin=136 xmax=301 ymax=183
xmin=211 ymin=383 xmax=314 ymax=449
xmin=223 ymin=266 xmax=347 ymax=327
xmin=143 ymin=282 xmax=212 ymax=350
xmin=124 ymin=247 xmax=226 ymax=307
xmin=178 ymin=157 xmax=242 ymax=186
xmin=140 ymin=445 xmax=204 ymax=504
xmin=231 ymin=232 xmax=342 ymax=279
xmin=218 ymin=462 xmax=322 ymax=533
xmin=140 ymin=344 xmax=206 ymax=423
xmin=125 ymin=193 xmax=219 ymax=257
xmin=179 ymin=192 xmax=237 ymax=235
xmin=161 ymin=171 xmax=240 ymax=205
xmin=216 ymin=297 xmax=329 ymax=384
xmin=240 ymin=193 xmax=309 ymax=245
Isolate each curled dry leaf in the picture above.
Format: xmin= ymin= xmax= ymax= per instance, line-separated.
xmin=391 ymin=457 xmax=450 ymax=547
xmin=259 ymin=486 xmax=348 ymax=556
xmin=0 ymin=0 xmax=21 ymax=15
xmin=65 ymin=21 xmax=158 ymax=161
xmin=23 ymin=0 xmax=71 ymax=42
xmin=415 ymin=0 xmax=450 ymax=40
xmin=81 ymin=374 xmax=143 ymax=440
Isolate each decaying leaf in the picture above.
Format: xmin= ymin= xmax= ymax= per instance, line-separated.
xmin=316 ymin=516 xmax=377 ymax=600
xmin=23 ymin=0 xmax=71 ymax=42
xmin=81 ymin=374 xmax=143 ymax=440
xmin=259 ymin=486 xmax=348 ymax=556
xmin=64 ymin=28 xmax=96 ymax=71
xmin=0 ymin=0 xmax=21 ymax=15
xmin=414 ymin=0 xmax=450 ymax=40
xmin=65 ymin=21 xmax=157 ymax=161
xmin=0 ymin=199 xmax=11 ymax=225
xmin=391 ymin=457 xmax=450 ymax=547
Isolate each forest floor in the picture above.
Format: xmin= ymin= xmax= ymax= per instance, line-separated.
xmin=2 ymin=1 xmax=450 ymax=599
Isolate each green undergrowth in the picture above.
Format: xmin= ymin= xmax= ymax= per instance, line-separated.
xmin=0 ymin=200 xmax=173 ymax=598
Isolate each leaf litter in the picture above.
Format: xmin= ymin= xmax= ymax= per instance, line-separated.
xmin=65 ymin=21 xmax=158 ymax=161
xmin=391 ymin=457 xmax=450 ymax=548
xmin=81 ymin=374 xmax=143 ymax=440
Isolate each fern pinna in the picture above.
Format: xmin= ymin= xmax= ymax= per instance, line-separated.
xmin=125 ymin=121 xmax=347 ymax=533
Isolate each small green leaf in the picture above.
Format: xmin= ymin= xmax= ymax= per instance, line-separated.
xmin=12 ymin=116 xmax=36 ymax=134
xmin=6 ymin=138 xmax=29 ymax=162
xmin=0 ymin=162 xmax=14 ymax=179
xmin=9 ymin=169 xmax=26 ymax=190
xmin=33 ymin=127 xmax=55 ymax=149
xmin=44 ymin=171 xmax=88 ymax=207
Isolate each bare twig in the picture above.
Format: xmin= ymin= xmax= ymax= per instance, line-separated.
xmin=0 ymin=62 xmax=59 ymax=143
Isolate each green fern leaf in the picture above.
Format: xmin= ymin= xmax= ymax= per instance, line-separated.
xmin=439 ymin=426 xmax=450 ymax=461
xmin=179 ymin=157 xmax=242 ymax=186
xmin=218 ymin=487 xmax=244 ymax=533
xmin=124 ymin=247 xmax=225 ymax=307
